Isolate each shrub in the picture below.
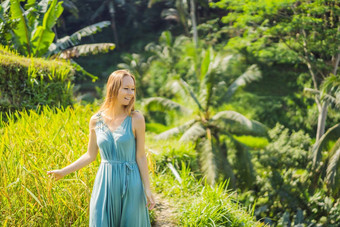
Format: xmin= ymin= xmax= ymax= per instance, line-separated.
xmin=243 ymin=123 xmax=340 ymax=226
xmin=0 ymin=45 xmax=75 ymax=120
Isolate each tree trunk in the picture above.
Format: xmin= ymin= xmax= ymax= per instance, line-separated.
xmin=316 ymin=100 xmax=328 ymax=141
xmin=108 ymin=1 xmax=119 ymax=48
xmin=189 ymin=0 xmax=198 ymax=48
xmin=176 ymin=0 xmax=189 ymax=36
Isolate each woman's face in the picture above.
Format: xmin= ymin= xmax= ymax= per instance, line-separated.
xmin=117 ymin=76 xmax=135 ymax=106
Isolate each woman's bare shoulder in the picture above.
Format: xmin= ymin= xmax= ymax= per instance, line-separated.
xmin=131 ymin=110 xmax=144 ymax=120
xmin=131 ymin=110 xmax=145 ymax=133
xmin=89 ymin=112 xmax=101 ymax=128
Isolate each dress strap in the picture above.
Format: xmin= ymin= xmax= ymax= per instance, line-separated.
xmin=94 ymin=111 xmax=105 ymax=127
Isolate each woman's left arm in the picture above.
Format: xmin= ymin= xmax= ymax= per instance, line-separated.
xmin=133 ymin=111 xmax=155 ymax=210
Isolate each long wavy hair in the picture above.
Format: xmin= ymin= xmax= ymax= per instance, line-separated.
xmin=98 ymin=69 xmax=136 ymax=117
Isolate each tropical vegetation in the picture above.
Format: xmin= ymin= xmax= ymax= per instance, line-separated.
xmin=1 ymin=0 xmax=339 ymax=226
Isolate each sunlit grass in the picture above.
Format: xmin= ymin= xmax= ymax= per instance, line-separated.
xmin=152 ymin=161 xmax=264 ymax=227
xmin=148 ymin=137 xmax=263 ymax=226
xmin=0 ymin=104 xmax=156 ymax=226
xmin=1 ymin=104 xmax=98 ymax=226
xmin=1 ymin=103 xmax=261 ymax=226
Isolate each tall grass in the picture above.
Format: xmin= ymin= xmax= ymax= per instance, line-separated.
xmin=1 ymin=104 xmax=98 ymax=226
xmin=0 ymin=104 xmax=157 ymax=226
xmin=1 ymin=103 xmax=261 ymax=226
xmin=151 ymin=161 xmax=263 ymax=227
xmin=149 ymin=139 xmax=264 ymax=227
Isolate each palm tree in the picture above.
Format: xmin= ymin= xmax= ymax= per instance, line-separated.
xmin=143 ymin=48 xmax=267 ymax=188
xmin=310 ymin=75 xmax=340 ymax=196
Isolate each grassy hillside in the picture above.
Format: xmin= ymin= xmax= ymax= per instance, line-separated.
xmin=0 ymin=103 xmax=262 ymax=226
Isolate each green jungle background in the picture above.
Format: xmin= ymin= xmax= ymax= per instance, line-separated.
xmin=0 ymin=0 xmax=339 ymax=226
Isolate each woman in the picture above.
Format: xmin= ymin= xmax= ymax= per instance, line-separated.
xmin=47 ymin=69 xmax=155 ymax=226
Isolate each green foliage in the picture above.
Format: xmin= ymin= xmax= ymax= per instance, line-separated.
xmin=9 ymin=0 xmax=63 ymax=56
xmin=211 ymin=0 xmax=339 ymax=67
xmin=0 ymin=0 xmax=16 ymax=47
xmin=0 ymin=103 xmax=156 ymax=225
xmin=0 ymin=45 xmax=75 ymax=117
xmin=117 ymin=53 xmax=149 ymax=97
xmin=0 ymin=104 xmax=94 ymax=225
xmin=152 ymin=161 xmax=263 ymax=226
xmin=4 ymin=0 xmax=114 ymax=63
xmin=0 ymin=103 xmax=261 ymax=225
xmin=142 ymin=32 xmax=268 ymax=189
xmin=233 ymin=135 xmax=268 ymax=149
xmin=49 ymin=21 xmax=115 ymax=59
xmin=211 ymin=0 xmax=340 ymax=147
xmin=311 ymin=123 xmax=340 ymax=193
xmin=244 ymin=123 xmax=340 ymax=226
xmin=145 ymin=122 xmax=170 ymax=134
xmin=147 ymin=136 xmax=198 ymax=175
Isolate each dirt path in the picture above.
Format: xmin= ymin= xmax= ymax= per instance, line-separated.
xmin=152 ymin=193 xmax=178 ymax=227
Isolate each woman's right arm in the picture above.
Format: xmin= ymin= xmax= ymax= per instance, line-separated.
xmin=47 ymin=116 xmax=99 ymax=181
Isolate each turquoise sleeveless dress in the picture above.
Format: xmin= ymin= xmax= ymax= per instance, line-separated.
xmin=89 ymin=111 xmax=151 ymax=227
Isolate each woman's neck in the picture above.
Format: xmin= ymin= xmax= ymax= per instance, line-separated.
xmin=106 ymin=104 xmax=127 ymax=119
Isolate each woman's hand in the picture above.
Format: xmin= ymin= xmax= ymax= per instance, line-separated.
xmin=144 ymin=188 xmax=156 ymax=210
xmin=47 ymin=169 xmax=66 ymax=181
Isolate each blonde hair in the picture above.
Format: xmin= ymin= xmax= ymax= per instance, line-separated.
xmin=98 ymin=69 xmax=136 ymax=116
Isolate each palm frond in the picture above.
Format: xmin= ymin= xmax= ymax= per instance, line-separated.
xmin=321 ymin=74 xmax=340 ymax=94
xmin=224 ymin=64 xmax=261 ymax=103
xmin=197 ymin=135 xmax=236 ymax=187
xmin=304 ymin=87 xmax=340 ymax=108
xmin=212 ymin=111 xmax=268 ymax=137
xmin=164 ymin=79 xmax=189 ymax=99
xmin=230 ymin=136 xmax=255 ymax=189
xmin=142 ymin=97 xmax=190 ymax=114
xmin=154 ymin=119 xmax=196 ymax=140
xmin=323 ymin=93 xmax=340 ymax=109
xmin=179 ymin=122 xmax=206 ymax=142
xmin=55 ymin=43 xmax=115 ymax=59
xmin=161 ymin=8 xmax=179 ymax=22
xmin=199 ymin=50 xmax=233 ymax=111
xmin=179 ymin=78 xmax=204 ymax=111
xmin=197 ymin=137 xmax=218 ymax=185
xmin=326 ymin=138 xmax=340 ymax=190
xmin=215 ymin=139 xmax=236 ymax=189
xmin=62 ymin=0 xmax=79 ymax=18
xmin=303 ymin=87 xmax=320 ymax=97
xmin=321 ymin=75 xmax=340 ymax=108
xmin=49 ymin=21 xmax=111 ymax=53
xmin=312 ymin=123 xmax=340 ymax=171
